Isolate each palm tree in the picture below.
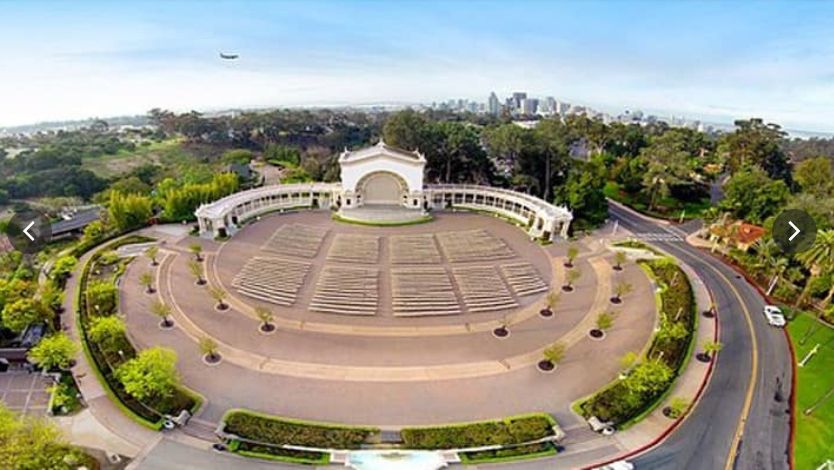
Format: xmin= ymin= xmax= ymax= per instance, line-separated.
xmin=539 ymin=341 xmax=566 ymax=372
xmin=613 ymin=251 xmax=628 ymax=271
xmin=699 ymin=340 xmax=723 ymax=361
xmin=151 ymin=300 xmax=173 ymax=328
xmin=563 ymin=268 xmax=581 ymax=292
xmin=565 ymin=244 xmax=579 ymax=268
xmin=188 ymin=259 xmax=205 ymax=285
xmin=139 ymin=272 xmax=154 ymax=294
xmin=596 ymin=311 xmax=615 ymax=331
xmin=199 ymin=336 xmax=220 ymax=363
xmin=612 ymin=281 xmax=633 ymax=304
xmin=255 ymin=306 xmax=275 ymax=332
xmin=145 ymin=245 xmax=159 ymax=266
xmin=540 ymin=291 xmax=560 ymax=317
xmin=209 ymin=286 xmax=228 ymax=310
xmin=619 ymin=351 xmax=639 ymax=376
xmin=797 ymin=230 xmax=834 ymax=306
xmin=189 ymin=243 xmax=204 ymax=262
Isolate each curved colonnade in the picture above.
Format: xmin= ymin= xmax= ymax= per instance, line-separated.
xmin=195 ymin=183 xmax=572 ymax=240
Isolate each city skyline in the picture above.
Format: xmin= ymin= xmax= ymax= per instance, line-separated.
xmin=3 ymin=1 xmax=834 ymax=132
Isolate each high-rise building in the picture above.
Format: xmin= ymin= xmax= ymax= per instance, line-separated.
xmin=521 ymin=98 xmax=538 ymax=115
xmin=512 ymin=92 xmax=527 ymax=109
xmin=488 ymin=92 xmax=500 ymax=115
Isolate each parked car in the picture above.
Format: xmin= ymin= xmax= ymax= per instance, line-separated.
xmin=763 ymin=305 xmax=786 ymax=327
xmin=596 ymin=460 xmax=635 ymax=470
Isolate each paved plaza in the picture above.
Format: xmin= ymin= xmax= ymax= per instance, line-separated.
xmin=0 ymin=371 xmax=52 ymax=416
xmin=118 ymin=211 xmax=658 ymax=428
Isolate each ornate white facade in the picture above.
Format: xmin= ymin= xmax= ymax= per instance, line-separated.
xmin=195 ymin=142 xmax=572 ymax=240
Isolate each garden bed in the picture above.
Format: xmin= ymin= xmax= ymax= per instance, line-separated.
xmin=76 ymin=235 xmax=201 ymax=429
xmin=221 ymin=409 xmax=378 ymax=450
xmin=227 ymin=439 xmax=330 ymax=465
xmin=459 ymin=442 xmax=558 ymax=464
xmin=400 ymin=413 xmax=558 ymax=450
xmin=576 ymin=258 xmax=696 ymax=428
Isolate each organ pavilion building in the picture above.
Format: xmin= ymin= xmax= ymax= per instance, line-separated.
xmin=196 ymin=141 xmax=572 ymax=240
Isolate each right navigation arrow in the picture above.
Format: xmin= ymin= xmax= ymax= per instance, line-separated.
xmin=788 ymin=221 xmax=801 ymax=242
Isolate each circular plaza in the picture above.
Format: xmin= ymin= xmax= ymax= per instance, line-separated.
xmin=121 ymin=209 xmax=658 ymax=426
xmin=93 ymin=142 xmax=709 ymax=467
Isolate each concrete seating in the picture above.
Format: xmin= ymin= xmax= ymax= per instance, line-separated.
xmin=389 ymin=234 xmax=442 ymax=265
xmin=232 ymin=257 xmax=311 ymax=306
xmin=453 ymin=266 xmax=518 ymax=312
xmin=262 ymin=223 xmax=329 ymax=258
xmin=326 ymin=234 xmax=380 ymax=264
xmin=500 ymin=262 xmax=548 ymax=297
xmin=436 ymin=229 xmax=516 ymax=263
xmin=391 ymin=267 xmax=461 ymax=316
xmin=310 ymin=266 xmax=379 ymax=315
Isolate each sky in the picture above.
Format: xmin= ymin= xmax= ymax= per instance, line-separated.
xmin=2 ymin=0 xmax=834 ymax=132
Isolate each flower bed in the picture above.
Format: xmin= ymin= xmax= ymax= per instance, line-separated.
xmin=221 ymin=409 xmax=378 ymax=450
xmin=400 ymin=413 xmax=557 ymax=450
xmin=576 ymin=258 xmax=696 ymax=427
xmin=76 ymin=235 xmax=201 ymax=429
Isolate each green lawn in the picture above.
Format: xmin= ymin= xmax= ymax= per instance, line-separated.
xmin=81 ymin=138 xmax=205 ymax=178
xmin=604 ymin=181 xmax=711 ymax=221
xmin=788 ymin=314 xmax=834 ymax=469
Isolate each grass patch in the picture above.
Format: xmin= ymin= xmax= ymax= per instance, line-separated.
xmin=400 ymin=413 xmax=557 ymax=450
xmin=788 ymin=313 xmax=834 ymax=470
xmin=331 ymin=213 xmax=433 ymax=227
xmin=228 ymin=440 xmax=330 ymax=465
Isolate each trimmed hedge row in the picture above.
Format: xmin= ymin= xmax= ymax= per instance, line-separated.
xmin=400 ymin=413 xmax=557 ymax=450
xmin=459 ymin=442 xmax=557 ymax=464
xmin=76 ymin=235 xmax=201 ymax=429
xmin=227 ymin=440 xmax=330 ymax=465
xmin=577 ymin=258 xmax=696 ymax=426
xmin=222 ymin=409 xmax=378 ymax=450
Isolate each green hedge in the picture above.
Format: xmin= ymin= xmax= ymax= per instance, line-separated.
xmin=577 ymin=258 xmax=696 ymax=426
xmin=228 ymin=440 xmax=330 ymax=465
xmin=459 ymin=442 xmax=557 ymax=464
xmin=400 ymin=413 xmax=557 ymax=450
xmin=76 ymin=235 xmax=201 ymax=429
xmin=331 ymin=213 xmax=433 ymax=227
xmin=222 ymin=409 xmax=378 ymax=450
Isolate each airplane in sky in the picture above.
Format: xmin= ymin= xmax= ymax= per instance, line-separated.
xmin=219 ymin=52 xmax=239 ymax=60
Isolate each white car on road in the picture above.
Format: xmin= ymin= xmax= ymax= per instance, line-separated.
xmin=763 ymin=305 xmax=786 ymax=327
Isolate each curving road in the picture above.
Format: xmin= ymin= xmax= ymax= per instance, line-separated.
xmin=609 ymin=203 xmax=791 ymax=470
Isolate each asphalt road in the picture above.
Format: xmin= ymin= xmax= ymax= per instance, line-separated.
xmin=609 ymin=203 xmax=792 ymax=470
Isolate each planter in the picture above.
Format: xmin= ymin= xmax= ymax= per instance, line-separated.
xmin=695 ymin=352 xmax=711 ymax=363
xmin=539 ymin=308 xmax=554 ymax=318
xmin=588 ymin=329 xmax=606 ymax=340
xmin=159 ymin=319 xmax=175 ymax=330
xmin=203 ymin=353 xmax=223 ymax=366
xmin=145 ymin=288 xmax=155 ymax=295
xmin=662 ymin=406 xmax=679 ymax=419
xmin=195 ymin=279 xmax=207 ymax=286
xmin=492 ymin=327 xmax=510 ymax=339
xmin=610 ymin=296 xmax=622 ymax=305
xmin=215 ymin=303 xmax=229 ymax=312
xmin=561 ymin=285 xmax=574 ymax=293
xmin=613 ymin=265 xmax=623 ymax=272
xmin=259 ymin=323 xmax=276 ymax=335
xmin=702 ymin=310 xmax=715 ymax=319
xmin=563 ymin=261 xmax=574 ymax=268
xmin=537 ymin=360 xmax=556 ymax=373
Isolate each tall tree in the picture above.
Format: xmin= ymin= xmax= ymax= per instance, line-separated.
xmin=718 ymin=118 xmax=791 ymax=182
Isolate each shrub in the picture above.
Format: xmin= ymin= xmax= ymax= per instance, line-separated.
xmin=28 ymin=333 xmax=78 ymax=370
xmin=401 ymin=415 xmax=555 ymax=449
xmin=115 ymin=347 xmax=179 ymax=402
xmin=223 ymin=411 xmax=376 ymax=449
